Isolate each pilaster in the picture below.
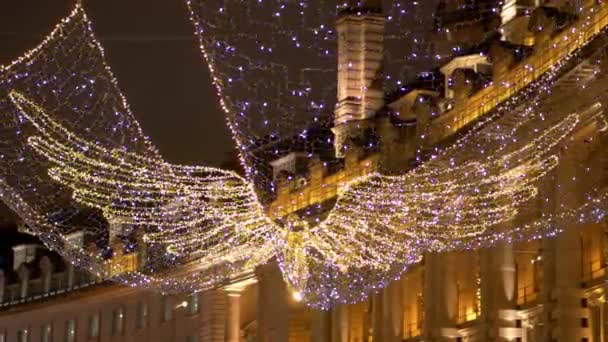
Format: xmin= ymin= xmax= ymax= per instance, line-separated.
xmin=199 ymin=290 xmax=227 ymax=342
xmin=311 ymin=310 xmax=331 ymax=342
xmin=256 ymin=262 xmax=289 ymax=342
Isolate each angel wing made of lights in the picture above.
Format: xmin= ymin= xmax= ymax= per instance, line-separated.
xmin=8 ymin=91 xmax=277 ymax=271
xmin=2 ymin=2 xmax=607 ymax=307
xmin=8 ymin=89 xmax=586 ymax=299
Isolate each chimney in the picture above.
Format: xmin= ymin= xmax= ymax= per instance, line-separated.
xmin=333 ymin=0 xmax=385 ymax=157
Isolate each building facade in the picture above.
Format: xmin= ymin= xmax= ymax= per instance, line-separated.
xmin=262 ymin=0 xmax=608 ymax=341
xmin=0 ymin=232 xmax=258 ymax=342
xmin=1 ymin=1 xmax=608 ymax=342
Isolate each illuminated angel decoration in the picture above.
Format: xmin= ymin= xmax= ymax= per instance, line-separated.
xmin=0 ymin=2 xmax=607 ymax=308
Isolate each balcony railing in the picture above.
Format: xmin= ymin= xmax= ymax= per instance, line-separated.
xmin=1 ymin=271 xmax=103 ymax=309
xmin=266 ymin=2 xmax=608 ymax=219
xmin=403 ymin=321 xmax=422 ymax=339
xmin=458 ymin=305 xmax=480 ymax=324
xmin=582 ymin=258 xmax=606 ymax=282
xmin=429 ymin=1 xmax=608 ymax=145
xmin=516 ymin=284 xmax=540 ymax=306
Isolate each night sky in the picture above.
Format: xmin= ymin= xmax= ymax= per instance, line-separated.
xmin=0 ymin=0 xmax=440 ymax=168
xmin=0 ymin=0 xmax=233 ymax=166
xmin=0 ymin=0 xmax=440 ymax=226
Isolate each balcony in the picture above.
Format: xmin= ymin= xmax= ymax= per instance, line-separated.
xmin=458 ymin=305 xmax=480 ymax=324
xmin=0 ymin=270 xmax=102 ymax=309
xmin=502 ymin=0 xmax=537 ymax=24
xmin=582 ymin=258 xmax=606 ymax=285
xmin=403 ymin=321 xmax=422 ymax=339
xmin=429 ymin=1 xmax=608 ymax=145
xmin=516 ymin=284 xmax=540 ymax=307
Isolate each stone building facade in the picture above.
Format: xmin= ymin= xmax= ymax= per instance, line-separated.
xmin=1 ymin=1 xmax=608 ymax=342
xmin=261 ymin=1 xmax=608 ymax=341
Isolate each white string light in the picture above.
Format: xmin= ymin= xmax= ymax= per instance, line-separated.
xmin=0 ymin=1 xmax=605 ymax=309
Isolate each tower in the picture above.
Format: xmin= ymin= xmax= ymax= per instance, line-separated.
xmin=333 ymin=0 xmax=386 ymax=157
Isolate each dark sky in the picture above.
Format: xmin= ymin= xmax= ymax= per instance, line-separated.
xmin=0 ymin=0 xmax=233 ymax=166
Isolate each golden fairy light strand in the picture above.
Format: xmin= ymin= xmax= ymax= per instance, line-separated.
xmin=0 ymin=3 xmax=278 ymax=294
xmin=10 ymin=89 xmax=593 ymax=298
xmin=0 ymin=0 xmax=607 ymax=308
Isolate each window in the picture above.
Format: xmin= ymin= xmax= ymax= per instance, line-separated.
xmin=88 ymin=313 xmax=100 ymax=339
xmin=112 ymin=307 xmax=124 ymax=336
xmin=17 ymin=329 xmax=29 ymax=342
xmin=41 ymin=323 xmax=52 ymax=342
xmin=582 ymin=318 xmax=589 ymax=328
xmin=137 ymin=302 xmax=148 ymax=328
xmin=188 ymin=293 xmax=200 ymax=315
xmin=0 ymin=330 xmax=6 ymax=342
xmin=162 ymin=296 xmax=173 ymax=322
xmin=186 ymin=336 xmax=199 ymax=342
xmin=65 ymin=320 xmax=75 ymax=342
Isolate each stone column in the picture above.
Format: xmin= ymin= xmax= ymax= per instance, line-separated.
xmin=591 ymin=301 xmax=606 ymax=342
xmin=550 ymin=137 xmax=587 ymax=341
xmin=423 ymin=251 xmax=468 ymax=340
xmin=311 ymin=310 xmax=331 ymax=342
xmin=39 ymin=256 xmax=53 ymax=293
xmin=423 ymin=253 xmax=443 ymax=340
xmin=383 ymin=281 xmax=403 ymax=342
xmin=256 ymin=262 xmax=289 ymax=342
xmin=597 ymin=302 xmax=606 ymax=342
xmin=17 ymin=264 xmax=29 ymax=299
xmin=223 ymin=275 xmax=257 ymax=342
xmin=331 ymin=304 xmax=349 ymax=342
xmin=65 ymin=262 xmax=75 ymax=290
xmin=226 ymin=292 xmax=241 ymax=342
xmin=199 ymin=290 xmax=227 ymax=342
xmin=347 ymin=302 xmax=367 ymax=342
xmin=372 ymin=291 xmax=384 ymax=342
xmin=479 ymin=224 xmax=517 ymax=341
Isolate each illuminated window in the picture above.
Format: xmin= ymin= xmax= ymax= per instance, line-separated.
xmin=112 ymin=307 xmax=124 ymax=335
xmin=137 ymin=301 xmax=148 ymax=328
xmin=65 ymin=320 xmax=75 ymax=342
xmin=188 ymin=293 xmax=200 ymax=315
xmin=41 ymin=323 xmax=52 ymax=342
xmin=88 ymin=313 xmax=100 ymax=339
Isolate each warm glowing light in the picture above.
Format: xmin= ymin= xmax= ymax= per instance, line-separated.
xmin=0 ymin=0 xmax=606 ymax=310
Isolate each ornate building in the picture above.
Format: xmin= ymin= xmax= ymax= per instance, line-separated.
xmin=263 ymin=0 xmax=608 ymax=341
xmin=1 ymin=1 xmax=608 ymax=342
xmin=433 ymin=0 xmax=502 ymax=56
